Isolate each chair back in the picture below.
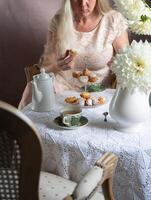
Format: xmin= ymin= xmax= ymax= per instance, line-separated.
xmin=0 ymin=101 xmax=42 ymax=200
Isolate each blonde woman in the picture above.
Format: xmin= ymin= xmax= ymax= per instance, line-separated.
xmin=19 ymin=0 xmax=129 ymax=109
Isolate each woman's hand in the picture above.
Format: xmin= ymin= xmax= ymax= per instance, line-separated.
xmin=57 ymin=50 xmax=77 ymax=71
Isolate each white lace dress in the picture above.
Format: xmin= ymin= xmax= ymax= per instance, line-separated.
xmin=42 ymin=10 xmax=128 ymax=92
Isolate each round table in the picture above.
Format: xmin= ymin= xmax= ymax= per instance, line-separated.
xmin=22 ymin=89 xmax=151 ymax=200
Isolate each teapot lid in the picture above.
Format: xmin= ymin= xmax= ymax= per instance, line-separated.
xmin=35 ymin=68 xmax=50 ymax=80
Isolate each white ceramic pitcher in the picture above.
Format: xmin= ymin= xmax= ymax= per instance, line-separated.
xmin=109 ymin=85 xmax=150 ymax=133
xmin=31 ymin=68 xmax=55 ymax=112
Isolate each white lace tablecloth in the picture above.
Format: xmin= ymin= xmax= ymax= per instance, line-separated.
xmin=22 ymin=89 xmax=151 ymax=200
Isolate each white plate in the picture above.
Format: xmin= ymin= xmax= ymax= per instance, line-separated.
xmin=80 ymin=103 xmax=106 ymax=109
xmin=64 ymin=96 xmax=108 ymax=109
xmin=64 ymin=102 xmax=106 ymax=109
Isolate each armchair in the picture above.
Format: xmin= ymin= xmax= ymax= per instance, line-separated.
xmin=0 ymin=100 xmax=118 ymax=200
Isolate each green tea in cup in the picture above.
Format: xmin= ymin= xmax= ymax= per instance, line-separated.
xmin=60 ymin=108 xmax=82 ymax=127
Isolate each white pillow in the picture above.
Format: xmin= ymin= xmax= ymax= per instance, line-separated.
xmin=73 ymin=166 xmax=103 ymax=200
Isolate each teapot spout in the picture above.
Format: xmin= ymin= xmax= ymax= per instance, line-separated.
xmin=32 ymin=81 xmax=42 ymax=102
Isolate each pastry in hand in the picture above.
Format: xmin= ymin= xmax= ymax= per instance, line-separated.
xmin=98 ymin=96 xmax=106 ymax=104
xmin=66 ymin=49 xmax=77 ymax=58
xmin=65 ymin=96 xmax=78 ymax=104
xmin=80 ymin=92 xmax=90 ymax=99
xmin=70 ymin=49 xmax=77 ymax=57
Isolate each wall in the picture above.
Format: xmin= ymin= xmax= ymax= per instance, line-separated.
xmin=0 ymin=0 xmax=61 ymax=106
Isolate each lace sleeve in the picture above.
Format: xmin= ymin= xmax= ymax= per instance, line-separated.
xmin=113 ymin=11 xmax=128 ymax=38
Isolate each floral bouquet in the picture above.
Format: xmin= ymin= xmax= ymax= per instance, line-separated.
xmin=114 ymin=0 xmax=151 ymax=35
xmin=112 ymin=40 xmax=151 ymax=92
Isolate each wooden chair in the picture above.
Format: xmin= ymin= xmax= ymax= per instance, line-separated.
xmin=0 ymin=100 xmax=42 ymax=200
xmin=0 ymin=100 xmax=118 ymax=200
xmin=24 ymin=64 xmax=40 ymax=82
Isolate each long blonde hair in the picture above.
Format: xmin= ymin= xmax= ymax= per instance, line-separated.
xmin=57 ymin=0 xmax=112 ymax=55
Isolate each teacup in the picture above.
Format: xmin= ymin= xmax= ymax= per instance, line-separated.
xmin=60 ymin=107 xmax=82 ymax=127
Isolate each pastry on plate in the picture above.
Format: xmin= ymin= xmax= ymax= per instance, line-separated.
xmin=98 ymin=96 xmax=106 ymax=104
xmin=65 ymin=96 xmax=78 ymax=104
xmin=77 ymin=98 xmax=85 ymax=106
xmin=89 ymin=76 xmax=98 ymax=83
xmin=85 ymin=98 xmax=93 ymax=106
xmin=91 ymin=96 xmax=98 ymax=105
xmin=80 ymin=92 xmax=91 ymax=99
xmin=83 ymin=68 xmax=91 ymax=76
xmin=72 ymin=71 xmax=82 ymax=78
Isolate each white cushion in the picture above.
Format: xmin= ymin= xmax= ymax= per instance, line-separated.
xmin=73 ymin=166 xmax=103 ymax=200
xmin=39 ymin=171 xmax=77 ymax=200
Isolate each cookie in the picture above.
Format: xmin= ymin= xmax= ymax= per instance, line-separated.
xmin=98 ymin=96 xmax=106 ymax=104
xmin=65 ymin=96 xmax=78 ymax=104
xmin=83 ymin=68 xmax=91 ymax=76
xmin=72 ymin=71 xmax=82 ymax=78
xmin=89 ymin=76 xmax=98 ymax=83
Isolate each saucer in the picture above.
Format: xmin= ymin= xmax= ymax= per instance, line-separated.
xmin=54 ymin=116 xmax=88 ymax=130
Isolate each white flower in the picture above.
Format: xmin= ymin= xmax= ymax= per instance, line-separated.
xmin=113 ymin=0 xmax=151 ymax=35
xmin=130 ymin=18 xmax=151 ymax=35
xmin=112 ymin=41 xmax=151 ymax=92
xmin=114 ymin=0 xmax=146 ymax=20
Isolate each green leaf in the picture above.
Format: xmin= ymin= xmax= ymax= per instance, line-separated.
xmin=140 ymin=15 xmax=149 ymax=22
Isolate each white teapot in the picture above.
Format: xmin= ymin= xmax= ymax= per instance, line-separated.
xmin=31 ymin=68 xmax=55 ymax=112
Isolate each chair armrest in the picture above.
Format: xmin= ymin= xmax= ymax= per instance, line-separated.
xmin=63 ymin=166 xmax=103 ymax=200
xmin=95 ymin=152 xmax=118 ymax=185
xmin=24 ymin=64 xmax=40 ymax=82
xmin=64 ymin=153 xmax=118 ymax=200
xmin=72 ymin=166 xmax=103 ymax=200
